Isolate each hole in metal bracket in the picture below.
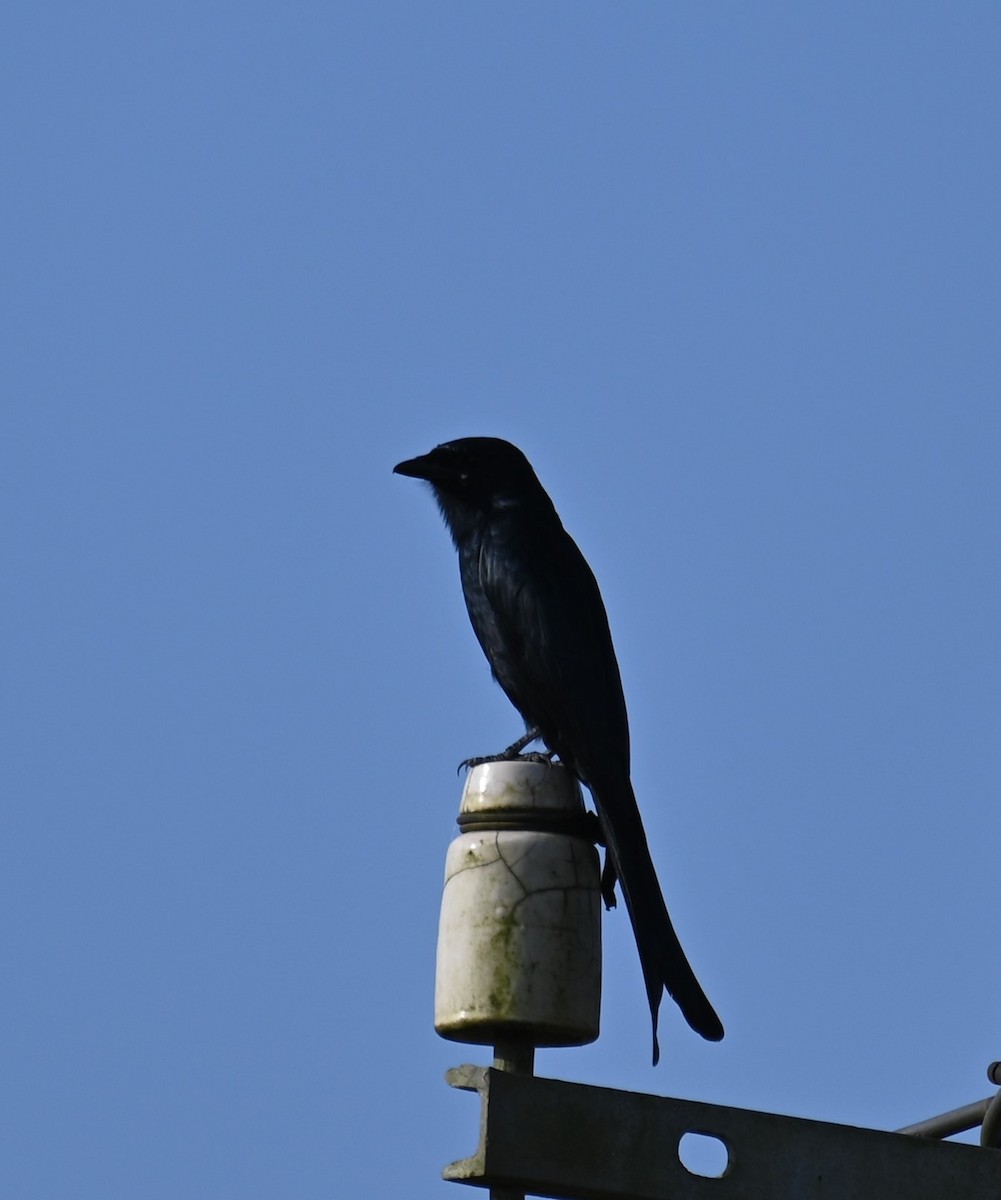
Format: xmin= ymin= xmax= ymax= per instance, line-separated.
xmin=678 ymin=1130 xmax=730 ymax=1178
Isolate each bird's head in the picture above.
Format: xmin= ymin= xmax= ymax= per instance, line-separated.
xmin=393 ymin=437 xmax=545 ymax=513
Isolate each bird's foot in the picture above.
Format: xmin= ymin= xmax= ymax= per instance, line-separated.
xmin=459 ymin=727 xmax=551 ymax=771
xmin=459 ymin=748 xmax=555 ymax=771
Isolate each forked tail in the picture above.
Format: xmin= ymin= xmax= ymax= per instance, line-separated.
xmin=596 ymin=780 xmax=723 ymax=1063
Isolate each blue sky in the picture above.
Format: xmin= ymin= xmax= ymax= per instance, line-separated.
xmin=3 ymin=3 xmax=999 ymax=1195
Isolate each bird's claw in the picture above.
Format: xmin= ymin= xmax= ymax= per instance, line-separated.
xmin=458 ymin=726 xmax=553 ymax=772
xmin=458 ymin=749 xmax=555 ymax=772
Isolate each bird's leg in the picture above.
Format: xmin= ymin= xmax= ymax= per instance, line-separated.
xmin=460 ymin=727 xmax=553 ymax=770
xmin=501 ymin=726 xmax=543 ymax=757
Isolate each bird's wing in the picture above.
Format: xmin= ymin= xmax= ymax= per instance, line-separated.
xmin=477 ymin=514 xmax=629 ymax=781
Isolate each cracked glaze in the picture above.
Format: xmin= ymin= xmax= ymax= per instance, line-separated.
xmin=459 ymin=758 xmax=581 ymax=815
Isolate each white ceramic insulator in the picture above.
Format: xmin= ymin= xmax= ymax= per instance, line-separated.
xmin=434 ymin=759 xmax=601 ymax=1047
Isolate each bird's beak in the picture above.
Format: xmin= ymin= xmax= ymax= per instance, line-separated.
xmin=393 ymin=452 xmax=437 ymax=481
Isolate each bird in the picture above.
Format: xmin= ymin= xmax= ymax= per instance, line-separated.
xmin=394 ymin=436 xmax=723 ymax=1062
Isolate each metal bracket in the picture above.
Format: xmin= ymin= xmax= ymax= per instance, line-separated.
xmin=445 ymin=1065 xmax=1001 ymax=1199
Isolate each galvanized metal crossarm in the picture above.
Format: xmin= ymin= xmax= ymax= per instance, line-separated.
xmin=445 ymin=1066 xmax=1001 ymax=1200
